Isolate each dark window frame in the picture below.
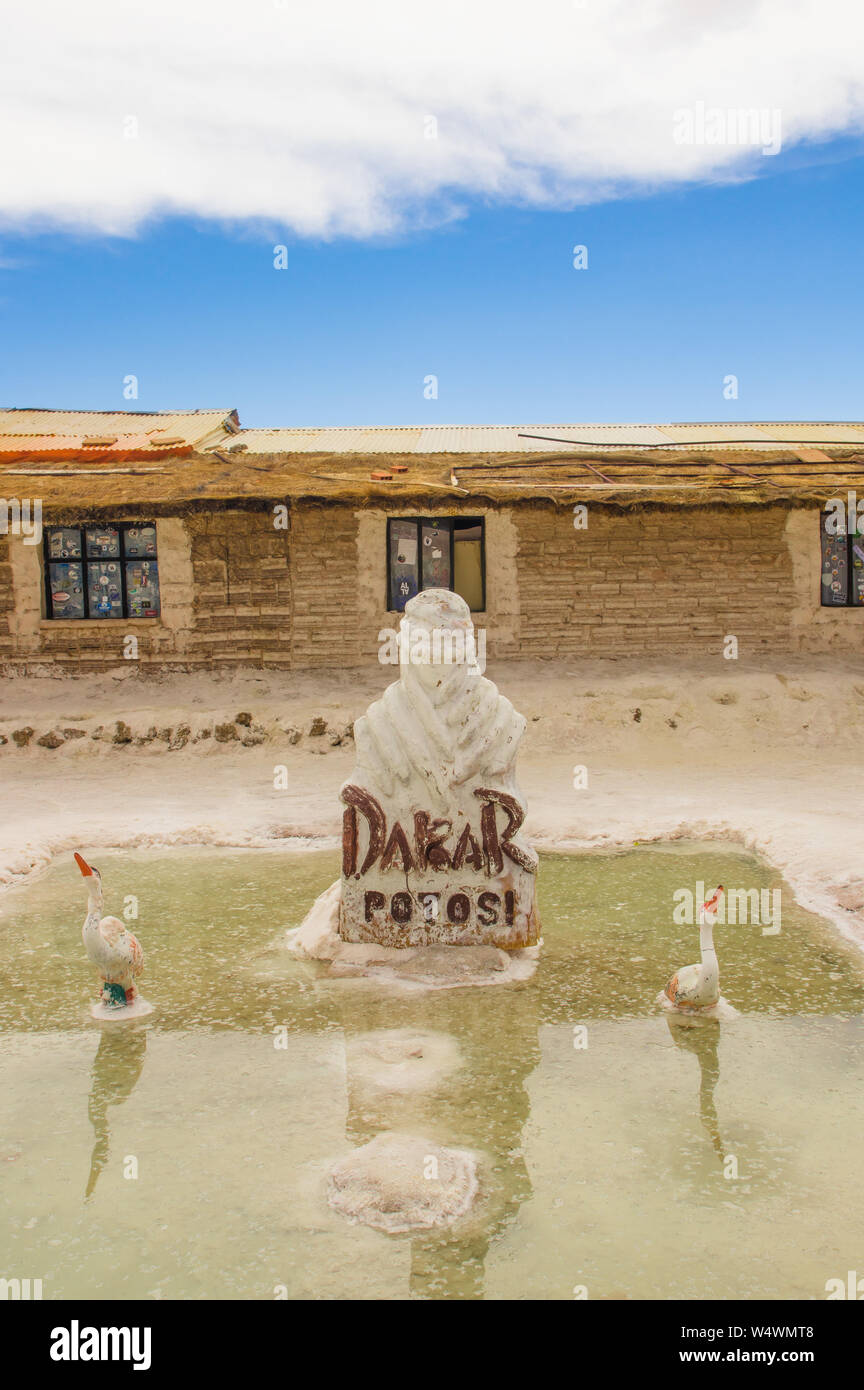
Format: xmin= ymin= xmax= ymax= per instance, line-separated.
xmin=820 ymin=511 xmax=864 ymax=608
xmin=43 ymin=521 xmax=161 ymax=620
xmin=386 ymin=516 xmax=486 ymax=612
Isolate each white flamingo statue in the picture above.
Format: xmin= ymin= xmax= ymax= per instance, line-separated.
xmin=75 ymin=853 xmax=151 ymax=1018
xmin=662 ymin=885 xmax=725 ymax=1012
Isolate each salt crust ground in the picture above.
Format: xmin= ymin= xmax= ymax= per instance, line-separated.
xmin=1 ymin=658 xmax=864 ymax=961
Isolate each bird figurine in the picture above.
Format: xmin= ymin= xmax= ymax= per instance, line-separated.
xmin=75 ymin=852 xmax=147 ymax=1016
xmin=663 ymin=885 xmax=725 ymax=1011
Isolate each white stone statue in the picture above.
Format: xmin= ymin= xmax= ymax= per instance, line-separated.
xmin=288 ymin=589 xmax=541 ymax=977
xmin=339 ymin=589 xmax=539 ymax=949
xmin=287 ymin=586 xmax=538 ymax=967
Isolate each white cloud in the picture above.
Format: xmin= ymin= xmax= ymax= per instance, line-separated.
xmin=0 ymin=0 xmax=862 ymax=238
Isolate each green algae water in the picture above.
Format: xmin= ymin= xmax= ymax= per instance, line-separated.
xmin=1 ymin=844 xmax=863 ymax=1301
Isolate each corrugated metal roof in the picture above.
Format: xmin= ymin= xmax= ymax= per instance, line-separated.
xmin=748 ymin=423 xmax=864 ymax=444
xmin=222 ymin=422 xmax=864 ymax=454
xmin=0 ymin=408 xmax=238 ymax=449
xmin=657 ymin=424 xmax=774 ymax=444
xmin=418 ymin=426 xmax=534 ymax=453
xmin=516 ymin=424 xmax=675 ymax=448
xmin=223 ymin=426 xmax=428 ymax=454
xmin=4 ymin=413 xmax=862 ymax=457
xmin=225 ymin=423 xmax=677 ymax=453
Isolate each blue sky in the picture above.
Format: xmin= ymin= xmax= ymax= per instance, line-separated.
xmin=1 ymin=143 xmax=862 ymax=427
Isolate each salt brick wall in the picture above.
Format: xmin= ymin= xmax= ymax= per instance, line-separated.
xmin=288 ymin=505 xmax=361 ymax=666
xmin=185 ymin=509 xmax=293 ymax=669
xmin=0 ymin=501 xmax=848 ymax=670
xmin=513 ymin=505 xmax=793 ymax=658
xmin=0 ymin=536 xmax=14 ymax=662
xmin=0 ymin=510 xmax=296 ymax=673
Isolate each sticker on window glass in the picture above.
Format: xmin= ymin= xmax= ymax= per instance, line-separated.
xmin=87 ymin=562 xmax=123 ymax=617
xmin=85 ymin=526 xmax=120 ymax=559
xmin=47 ymin=528 xmax=82 ymax=560
xmin=396 ymin=536 xmax=417 ymax=566
xmin=125 ymin=525 xmax=157 ymax=558
xmin=820 ymin=519 xmax=848 ymax=606
xmin=49 ymin=563 xmax=85 ymax=619
xmin=421 ymin=523 xmax=451 ymax=589
xmin=389 ymin=521 xmax=419 ymax=611
xmin=125 ymin=560 xmax=160 ymax=617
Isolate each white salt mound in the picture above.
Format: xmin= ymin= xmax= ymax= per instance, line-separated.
xmin=327 ymin=1132 xmax=479 ymax=1234
xmin=285 ymin=879 xmax=342 ymax=959
xmin=89 ymin=996 xmax=154 ymax=1021
xmin=346 ymin=1029 xmax=462 ymax=1093
xmin=656 ymin=991 xmax=739 ymax=1021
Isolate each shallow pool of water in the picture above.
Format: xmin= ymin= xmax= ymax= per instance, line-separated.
xmin=1 ymin=844 xmax=862 ymax=1300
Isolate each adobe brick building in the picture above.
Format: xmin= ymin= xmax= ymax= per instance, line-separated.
xmin=1 ymin=409 xmax=862 ymax=673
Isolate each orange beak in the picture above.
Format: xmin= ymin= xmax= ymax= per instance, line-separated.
xmin=74 ymin=852 xmax=94 ymax=877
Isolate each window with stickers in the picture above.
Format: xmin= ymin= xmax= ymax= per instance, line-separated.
xmin=387 ymin=517 xmax=485 ymax=612
xmin=44 ymin=523 xmax=161 ymax=620
xmin=820 ymin=511 xmax=864 ymax=607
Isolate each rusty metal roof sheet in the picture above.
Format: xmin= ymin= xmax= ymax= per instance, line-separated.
xmin=0 ymin=434 xmax=195 ymax=463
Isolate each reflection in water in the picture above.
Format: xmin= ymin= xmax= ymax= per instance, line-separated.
xmin=85 ymin=1026 xmax=149 ymax=1200
xmin=665 ymin=1014 xmax=723 ymax=1160
xmin=340 ymin=983 xmax=541 ymax=1300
